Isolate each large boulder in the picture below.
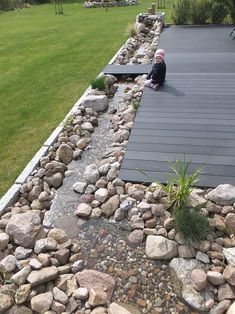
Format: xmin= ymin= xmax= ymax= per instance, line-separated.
xmin=81 ymin=95 xmax=108 ymax=112
xmin=145 ymin=235 xmax=178 ymax=260
xmin=5 ymin=212 xmax=42 ymax=248
xmin=206 ymin=184 xmax=235 ymax=205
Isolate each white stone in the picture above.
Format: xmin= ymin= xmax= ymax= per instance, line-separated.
xmin=81 ymin=95 xmax=108 ymax=112
xmin=223 ymin=248 xmax=235 ymax=266
xmin=207 ymin=271 xmax=225 ymax=285
xmin=73 ymin=182 xmax=87 ymax=194
xmin=227 ymin=302 xmax=235 ymax=314
xmin=73 ymin=287 xmax=89 ymax=300
xmin=83 ymin=164 xmax=100 ymax=184
xmin=29 ymin=258 xmax=43 ymax=270
xmin=95 ymin=188 xmax=109 ymax=203
xmin=75 ymin=203 xmax=92 ymax=218
xmin=1 ymin=254 xmax=16 ymax=272
xmin=53 ymin=287 xmax=69 ymax=305
xmin=145 ymin=235 xmax=178 ymax=260
xmin=10 ymin=266 xmax=31 ymax=286
xmin=206 ymin=184 xmax=235 ymax=205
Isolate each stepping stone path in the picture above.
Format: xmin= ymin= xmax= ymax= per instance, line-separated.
xmin=1 ymin=13 xmax=235 ymax=314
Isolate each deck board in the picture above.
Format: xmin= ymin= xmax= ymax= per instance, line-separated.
xmin=119 ymin=25 xmax=235 ymax=187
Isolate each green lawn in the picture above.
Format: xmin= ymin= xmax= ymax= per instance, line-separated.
xmin=0 ymin=1 xmax=173 ymax=197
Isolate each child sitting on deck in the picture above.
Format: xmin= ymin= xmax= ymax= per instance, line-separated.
xmin=144 ymin=48 xmax=166 ymax=91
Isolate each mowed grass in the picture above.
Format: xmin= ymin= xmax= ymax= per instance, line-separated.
xmin=0 ymin=1 xmax=173 ymax=197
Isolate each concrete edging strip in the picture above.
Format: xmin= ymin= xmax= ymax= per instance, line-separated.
xmin=0 ymin=184 xmax=22 ymax=216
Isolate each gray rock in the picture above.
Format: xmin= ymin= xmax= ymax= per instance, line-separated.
xmin=71 ymin=260 xmax=84 ymax=273
xmin=196 ymin=251 xmax=210 ymax=264
xmin=178 ymin=245 xmax=196 ymax=258
xmin=207 ymin=271 xmax=225 ymax=285
xmin=130 ymin=215 xmax=144 ymax=230
xmin=10 ymin=266 xmax=31 ymax=286
xmin=182 ymin=285 xmax=206 ymax=311
xmin=0 ymin=292 xmax=13 ymax=313
xmin=1 ymin=254 xmax=16 ymax=272
xmin=73 ymin=287 xmax=89 ymax=300
xmin=98 ymin=163 xmax=110 ymax=176
xmin=48 ymin=228 xmax=68 ymax=244
xmin=218 ymin=283 xmax=235 ymax=301
xmin=15 ymin=284 xmax=31 ymax=305
xmin=114 ymin=129 xmax=129 ymax=143
xmin=101 ymin=195 xmax=120 ymax=217
xmin=29 ymin=259 xmax=43 ymax=270
xmin=212 ymin=300 xmax=232 ymax=314
xmin=76 ymin=138 xmax=87 ymax=150
xmin=53 ymin=287 xmax=69 ymax=305
xmin=128 ymin=230 xmax=144 ymax=245
xmin=75 ymin=203 xmax=92 ymax=219
xmin=56 ymin=144 xmax=73 ymax=164
xmin=95 ymin=188 xmax=109 ymax=203
xmin=206 ymin=184 xmax=235 ymax=206
xmin=223 ymin=265 xmax=235 ymax=286
xmin=170 ymin=258 xmax=206 ymax=285
xmin=43 ymin=172 xmax=64 ymax=189
xmin=81 ymin=122 xmax=94 ymax=132
xmin=27 ymin=266 xmax=58 ymax=287
xmin=186 ymin=191 xmax=207 ymax=209
xmin=81 ymin=95 xmax=108 ymax=112
xmin=73 ymin=182 xmax=87 ymax=194
xmin=0 ymin=232 xmax=9 ymax=251
xmin=83 ymin=164 xmax=100 ymax=184
xmin=31 ymin=291 xmax=53 ymax=313
xmin=90 ymin=207 xmax=102 ymax=219
xmin=8 ymin=305 xmax=32 ymax=314
xmin=223 ymin=248 xmax=235 ymax=266
xmin=34 ymin=238 xmax=58 ymax=254
xmin=5 ymin=212 xmax=42 ymax=248
xmin=107 ymin=167 xmax=119 ymax=181
xmin=15 ymin=247 xmax=32 ymax=260
xmin=146 ymin=236 xmax=178 ymax=260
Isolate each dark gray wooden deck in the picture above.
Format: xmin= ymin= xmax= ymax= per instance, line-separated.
xmin=119 ymin=26 xmax=235 ymax=187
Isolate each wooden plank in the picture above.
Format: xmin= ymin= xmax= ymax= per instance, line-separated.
xmin=132 ymin=122 xmax=235 ymax=132
xmin=130 ymin=129 xmax=235 ymax=140
xmin=124 ymin=150 xmax=235 ymax=166
xmin=121 ymin=159 xmax=235 ymax=177
xmin=127 ymin=142 xmax=235 ymax=156
xmin=119 ymin=168 xmax=235 ymax=187
xmin=102 ymin=64 xmax=151 ymax=75
xmin=129 ymin=135 xmax=235 ymax=148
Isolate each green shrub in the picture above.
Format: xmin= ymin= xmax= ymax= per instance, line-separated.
xmin=210 ymin=0 xmax=229 ymax=23
xmin=189 ymin=0 xmax=210 ymax=24
xmin=0 ymin=0 xmax=15 ymax=11
xmin=171 ymin=0 xmax=191 ymax=25
xmin=90 ymin=76 xmax=106 ymax=91
xmin=173 ymin=206 xmax=210 ymax=243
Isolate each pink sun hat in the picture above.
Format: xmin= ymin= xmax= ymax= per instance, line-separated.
xmin=155 ymin=48 xmax=165 ymax=60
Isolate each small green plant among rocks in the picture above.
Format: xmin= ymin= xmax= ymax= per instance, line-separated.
xmin=163 ymin=160 xmax=210 ymax=242
xmin=125 ymin=23 xmax=137 ymax=38
xmin=139 ymin=159 xmax=210 ymax=242
xmin=131 ymin=100 xmax=139 ymax=112
xmin=90 ymin=76 xmax=106 ymax=91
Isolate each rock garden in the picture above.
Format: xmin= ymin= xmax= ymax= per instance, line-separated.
xmin=1 ymin=13 xmax=235 ymax=314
